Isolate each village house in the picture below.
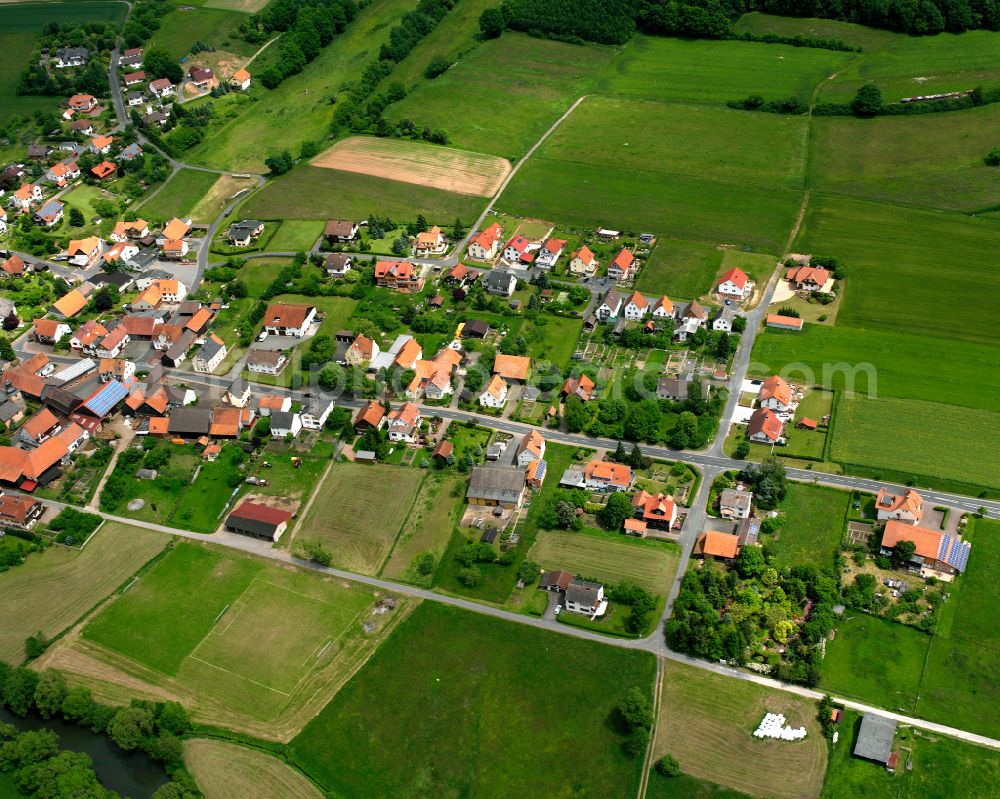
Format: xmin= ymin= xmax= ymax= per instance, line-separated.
xmin=11 ymin=184 xmax=43 ymax=211
xmin=719 ymin=488 xmax=753 ymax=519
xmin=561 ymin=373 xmax=596 ymax=402
xmin=607 ymin=248 xmax=636 ymax=281
xmin=246 ymin=349 xmax=287 ymax=375
xmin=227 ymin=219 xmax=264 ymax=247
xmin=758 ymin=375 xmax=794 ymax=412
xmin=1 ymin=255 xmax=24 ymax=277
xmin=715 ymin=267 xmax=752 ymax=302
xmin=370 ymin=334 xmax=422 ymax=372
xmin=257 ymin=395 xmax=290 ymax=417
xmin=386 ymin=402 xmax=422 ymax=443
xmin=161 ymin=217 xmax=192 ymax=242
xmin=230 ymin=67 xmax=251 ymax=91
xmin=112 ymin=218 xmax=149 ymax=241
xmin=192 ymin=334 xmax=228 ymax=373
xmin=126 ymin=91 xmax=145 ymax=107
xmin=90 ymin=134 xmax=113 ymax=155
xmin=345 ymin=334 xmax=379 ymax=367
xmin=149 ymin=78 xmax=174 ymax=99
xmin=374 ymin=260 xmax=424 ymax=292
xmin=880 ymin=520 xmax=971 ymax=581
xmin=118 ymin=143 xmax=144 ymax=163
xmin=467 ymin=223 xmax=503 ymax=261
xmin=534 ymin=237 xmax=566 ymax=269
xmin=414 ymin=225 xmax=447 ymax=255
xmin=569 ymin=245 xmax=597 ymax=277
xmin=466 ymin=465 xmax=527 ymax=509
xmin=483 ymin=269 xmax=517 ymax=297
xmin=188 ymin=66 xmax=215 ymax=89
xmin=66 ymin=236 xmax=103 ymax=267
xmin=493 ymin=354 xmax=530 ymax=383
xmin=712 ymin=305 xmax=739 ymax=332
xmin=656 ymin=373 xmax=694 ymax=401
xmin=46 ymin=160 xmax=80 ymax=187
xmin=68 ymin=119 xmax=94 ymax=136
xmin=300 ymin=397 xmax=333 ymax=430
xmin=34 ymin=199 xmax=64 ymax=227
xmin=323 ymin=219 xmax=358 ymax=243
xmin=787 ymin=265 xmax=830 ymax=292
xmin=102 ymin=242 xmax=140 ymax=268
xmin=651 ymin=296 xmax=673 ymax=319
xmin=353 ymin=400 xmax=386 ymax=432
xmin=595 ymin=289 xmax=624 ymax=321
xmin=875 ymin=488 xmax=924 ymax=524
xmin=91 ymin=161 xmax=117 ymax=180
xmin=270 ymin=410 xmax=301 ymax=439
xmin=162 ymin=238 xmax=189 ymax=259
xmin=747 ymin=407 xmax=784 ymax=444
xmin=0 ymin=493 xmax=44 ymax=530
xmin=407 ymin=347 xmax=461 ymax=400
xmin=70 ymin=320 xmax=108 ymax=354
xmin=50 ymin=288 xmax=89 ymax=319
xmin=623 ymin=291 xmax=648 ymax=320
xmin=516 ymin=429 xmax=545 ymax=468
xmin=502 ymin=235 xmax=531 ymax=265
xmin=583 ymin=460 xmax=633 ymax=492
xmin=123 ymin=70 xmax=145 ymax=87
xmin=694 ymin=530 xmax=741 ymax=561
xmin=262 ymin=302 xmax=316 ymax=337
xmin=54 ymin=47 xmax=88 ymax=68
xmin=479 ymin=374 xmax=508 ymax=408
xmin=98 ymin=358 xmax=135 ymax=383
xmin=32 ymin=319 xmax=71 ymax=345
xmin=627 ymin=490 xmax=677 ymax=535
xmin=564 ymin=579 xmax=607 ymax=617
xmin=68 ymin=93 xmax=98 ymax=113
xmin=324 ymin=252 xmax=352 ymax=278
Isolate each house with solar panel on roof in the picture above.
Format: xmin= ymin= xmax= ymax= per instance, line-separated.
xmin=69 ymin=380 xmax=130 ymax=433
xmin=880 ymin=519 xmax=971 ymax=582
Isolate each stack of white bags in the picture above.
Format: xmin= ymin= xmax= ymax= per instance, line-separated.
xmin=753 ymin=712 xmax=807 ymax=741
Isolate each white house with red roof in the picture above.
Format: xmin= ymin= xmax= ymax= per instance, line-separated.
xmin=716 ymin=267 xmax=752 ymax=301
xmin=651 ymin=296 xmax=674 ymax=319
xmin=502 ymin=235 xmax=531 ymax=264
xmin=11 ymin=184 xmax=42 ymax=211
xmin=149 ymin=78 xmax=174 ymax=98
xmin=623 ymin=291 xmax=648 ymax=320
xmin=607 ymin=248 xmax=636 ymax=281
xmin=535 ymin=237 xmax=566 ymax=269
xmin=569 ymin=245 xmax=598 ymax=276
xmin=467 ymin=222 xmax=502 ymax=261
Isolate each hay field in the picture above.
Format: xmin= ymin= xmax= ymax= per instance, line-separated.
xmin=0 ymin=522 xmax=166 ymax=663
xmin=297 ymin=463 xmax=425 ymax=575
xmin=312 ymin=137 xmax=511 ymax=197
xmin=529 ymin=530 xmax=679 ymax=595
xmin=381 ymin=473 xmax=465 ymax=580
xmin=185 ymin=739 xmax=323 ymax=799
xmin=655 ymin=659 xmax=827 ymax=799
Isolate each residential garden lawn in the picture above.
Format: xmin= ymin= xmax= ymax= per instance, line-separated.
xmin=444 ymin=422 xmax=491 ymax=465
xmin=732 ymin=11 xmax=902 ymax=51
xmin=389 ymin=32 xmax=615 ymax=159
xmin=646 ymin=771 xmax=753 ymax=799
xmin=290 ymin=602 xmax=656 ymax=798
xmin=749 ymin=326 xmax=1000 ymax=411
xmin=637 ymin=239 xmax=724 ymax=299
xmin=136 ymin=168 xmax=220 ymax=222
xmin=77 ymin=541 xmax=389 ymax=735
xmin=188 ymin=174 xmax=258 ymax=224
xmin=529 ymin=528 xmax=680 ymax=595
xmin=595 ymin=34 xmax=856 ymax=105
xmin=654 ymin=658 xmax=827 ymax=799
xmin=818 ymin=28 xmax=1000 ymax=105
xmin=297 ymin=462 xmax=424 ymax=575
xmin=820 ymin=614 xmax=929 ymax=711
xmin=166 ymin=445 xmax=249 ymax=532
xmin=184 ymin=739 xmax=324 ymax=799
xmin=148 ymin=7 xmax=255 ymax=59
xmin=381 ymin=472 xmax=466 ymax=582
xmin=820 ymin=710 xmax=1000 ymax=799
xmin=830 ymin=394 xmax=1000 ymax=492
xmin=0 ymin=521 xmax=166 ymax=663
xmin=0 ymin=1 xmax=128 ymax=123
xmin=266 ymin=219 xmax=324 ymax=252
xmin=808 ymin=106 xmax=1000 ymax=212
xmin=499 ymin=160 xmax=801 ymax=254
xmin=61 ymin=184 xmax=113 ymax=224
xmin=915 ymin=519 xmax=1000 ymax=739
xmin=246 ymin=439 xmax=334 ymax=507
xmin=767 ymin=482 xmax=848 ymax=570
xmin=794 ymin=196 xmax=1000 ymax=346
xmin=240 ymin=165 xmax=486 ymax=226
xmin=520 ymin=313 xmax=583 ymax=369
xmin=543 ymin=97 xmax=808 ymax=190
xmin=777 ymin=388 xmax=833 ymax=460
xmin=186 ymin=0 xmax=417 ymax=172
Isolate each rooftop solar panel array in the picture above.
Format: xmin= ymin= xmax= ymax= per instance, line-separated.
xmin=84 ymin=380 xmax=128 ymax=416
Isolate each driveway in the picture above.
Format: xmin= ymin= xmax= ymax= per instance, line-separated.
xmin=543 ymin=591 xmax=561 ymax=620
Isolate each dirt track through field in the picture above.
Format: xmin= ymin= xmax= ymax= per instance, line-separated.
xmin=311 ymin=137 xmax=511 ymax=197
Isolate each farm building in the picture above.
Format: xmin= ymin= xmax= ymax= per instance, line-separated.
xmin=225 ymin=501 xmax=292 ymax=542
xmin=466 ymin=466 xmax=527 ymax=509
xmin=853 ymin=713 xmax=897 ymax=766
xmin=766 ymin=314 xmax=803 ymax=331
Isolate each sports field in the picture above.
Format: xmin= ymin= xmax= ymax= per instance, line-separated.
xmin=290 ymin=602 xmax=656 ymax=798
xmin=185 ymin=739 xmax=323 ymax=799
xmin=240 ymin=165 xmax=486 ymax=225
xmin=830 ymin=395 xmax=1000 ymax=491
xmin=0 ymin=522 xmax=166 ymax=663
xmin=137 ymin=168 xmax=221 ymax=223
xmin=654 ymin=659 xmax=827 ymax=799
xmin=381 ymin=472 xmax=465 ymax=581
xmin=529 ymin=530 xmax=679 ymax=595
xmin=298 ymin=463 xmax=425 ymax=575
xmin=76 ymin=542 xmax=390 ymax=735
xmin=312 ymin=137 xmax=511 ymax=197
xmin=389 ymin=32 xmax=616 ymax=158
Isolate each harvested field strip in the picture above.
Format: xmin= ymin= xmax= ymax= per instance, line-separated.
xmin=381 ymin=473 xmax=465 ymax=580
xmin=311 ymin=137 xmax=511 ymax=197
xmin=0 ymin=522 xmax=167 ymax=663
xmin=655 ymin=659 xmax=827 ymax=799
xmin=185 ymin=739 xmax=324 ymax=799
xmin=529 ymin=530 xmax=679 ymax=595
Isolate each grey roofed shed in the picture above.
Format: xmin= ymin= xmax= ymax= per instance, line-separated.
xmin=853 ymin=713 xmax=897 ymax=764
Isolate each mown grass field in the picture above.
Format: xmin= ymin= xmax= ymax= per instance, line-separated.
xmin=267 ymin=219 xmax=324 ymax=252
xmin=0 ymin=522 xmax=165 ymax=663
xmin=637 ymin=239 xmax=725 ymax=299
xmin=595 ymin=34 xmax=855 ymax=104
xmin=290 ymin=602 xmax=656 ymax=798
xmin=187 ymin=0 xmax=415 ymax=171
xmin=830 ymin=395 xmax=1000 ymax=491
xmin=770 ymin=483 xmax=848 ymax=569
xmin=148 ymin=6 xmax=256 ymax=60
xmin=543 ymin=97 xmax=808 ymax=190
xmin=184 ymin=738 xmax=323 ymax=799
xmin=381 ymin=472 xmax=466 ymax=581
xmin=185 ymin=739 xmax=323 ymax=799
xmin=793 ymin=197 xmax=1000 ymax=346
xmin=750 ymin=326 xmax=1000 ymax=411
xmin=136 ymin=168 xmax=220 ymax=222
xmin=520 ymin=313 xmax=583 ymax=369
xmin=809 ymin=105 xmax=1000 ymax=211
xmin=389 ymin=32 xmax=615 ymax=159
xmin=241 ymin=165 xmax=486 ymax=225
xmin=821 ymin=710 xmax=1000 ymax=799
xmin=298 ymin=463 xmax=424 ymax=575
xmin=529 ymin=529 xmax=679 ymax=595
xmin=655 ymin=659 xmax=827 ymax=799
xmin=79 ymin=542 xmax=382 ymax=731
xmin=821 ymin=614 xmax=929 ymax=710
xmin=647 ymin=771 xmax=753 ymax=799
xmin=818 ymin=28 xmax=1000 ymax=105
xmin=733 ymin=11 xmax=902 ymax=51
xmin=0 ymin=1 xmax=129 ymax=123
